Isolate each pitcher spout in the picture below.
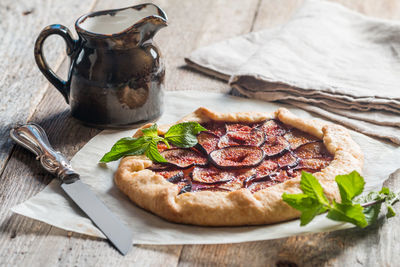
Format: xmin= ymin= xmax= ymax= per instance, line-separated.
xmin=134 ymin=4 xmax=168 ymax=44
xmin=75 ymin=3 xmax=167 ymax=47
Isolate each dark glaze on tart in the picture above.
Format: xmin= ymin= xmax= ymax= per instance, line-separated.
xmin=148 ymin=119 xmax=333 ymax=194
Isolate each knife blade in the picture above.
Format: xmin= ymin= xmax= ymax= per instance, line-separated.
xmin=10 ymin=123 xmax=133 ymax=255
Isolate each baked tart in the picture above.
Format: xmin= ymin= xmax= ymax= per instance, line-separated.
xmin=114 ymin=108 xmax=363 ymax=226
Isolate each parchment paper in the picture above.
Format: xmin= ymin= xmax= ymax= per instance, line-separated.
xmin=11 ymin=91 xmax=400 ymax=244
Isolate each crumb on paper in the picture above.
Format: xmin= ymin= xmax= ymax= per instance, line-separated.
xmin=98 ymin=162 xmax=108 ymax=169
xmin=22 ymin=9 xmax=34 ymax=16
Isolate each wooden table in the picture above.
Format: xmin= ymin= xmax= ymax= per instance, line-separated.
xmin=1 ymin=0 xmax=399 ymax=266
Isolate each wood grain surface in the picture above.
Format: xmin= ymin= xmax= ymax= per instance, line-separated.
xmin=0 ymin=0 xmax=399 ymax=266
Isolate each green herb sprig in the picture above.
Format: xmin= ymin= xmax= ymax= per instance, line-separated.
xmin=282 ymin=171 xmax=399 ymax=227
xmin=100 ymin=122 xmax=207 ymax=163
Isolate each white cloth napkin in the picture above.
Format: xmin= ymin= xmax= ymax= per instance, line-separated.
xmin=186 ymin=0 xmax=400 ymax=144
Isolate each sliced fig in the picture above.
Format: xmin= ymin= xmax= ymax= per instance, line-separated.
xmin=178 ymin=182 xmax=192 ymax=194
xmin=157 ymin=170 xmax=184 ymax=182
xmin=296 ymin=158 xmax=332 ymax=171
xmin=271 ymin=170 xmax=293 ymax=183
xmin=246 ymin=170 xmax=295 ymax=192
xmin=247 ymin=179 xmax=275 ymax=193
xmin=209 ymin=146 xmax=264 ymax=170
xmin=218 ymin=128 xmax=265 ymax=148
xmin=294 ymin=141 xmax=332 ymax=159
xmin=287 ymin=169 xmax=302 ymax=178
xmin=277 ymin=152 xmax=299 ymax=169
xmin=161 ymin=148 xmax=208 ymax=168
xmin=191 ymin=166 xmax=234 ymax=184
xmin=157 ymin=142 xmax=176 ymax=152
xmin=201 ymin=121 xmax=226 ymax=137
xmin=148 ymin=162 xmax=177 ymax=171
xmin=196 ymin=131 xmax=220 ymax=154
xmin=284 ymin=129 xmax=319 ymax=150
xmin=225 ymin=123 xmax=253 ymax=133
xmin=259 ymin=120 xmax=287 ymax=137
xmin=255 ymin=159 xmax=279 ymax=179
xmin=261 ymin=135 xmax=289 ymax=157
xmin=191 ymin=182 xmax=232 ymax=192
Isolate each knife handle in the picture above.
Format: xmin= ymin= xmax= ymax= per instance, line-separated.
xmin=10 ymin=123 xmax=79 ymax=183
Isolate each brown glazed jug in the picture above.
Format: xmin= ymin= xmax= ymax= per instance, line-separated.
xmin=34 ymin=4 xmax=167 ymax=128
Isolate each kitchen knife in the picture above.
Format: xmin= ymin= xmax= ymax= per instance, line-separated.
xmin=10 ymin=123 xmax=133 ymax=255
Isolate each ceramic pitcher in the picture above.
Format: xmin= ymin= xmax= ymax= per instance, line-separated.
xmin=34 ymin=4 xmax=167 ymax=128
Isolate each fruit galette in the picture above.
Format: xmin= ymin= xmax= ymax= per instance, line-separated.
xmin=115 ymin=108 xmax=363 ymax=226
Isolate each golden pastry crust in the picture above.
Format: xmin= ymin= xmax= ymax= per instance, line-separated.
xmin=114 ymin=107 xmax=364 ymax=226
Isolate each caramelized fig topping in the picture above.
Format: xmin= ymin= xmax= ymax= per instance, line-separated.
xmin=225 ymin=123 xmax=258 ymax=133
xmin=247 ymin=179 xmax=275 ymax=193
xmin=153 ymin=119 xmax=333 ymax=194
xmin=161 ymin=148 xmax=208 ymax=168
xmin=294 ymin=141 xmax=332 ymax=159
xmin=209 ymin=146 xmax=264 ymax=169
xmin=261 ymin=135 xmax=290 ymax=157
xmin=196 ymin=131 xmax=220 ymax=154
xmin=157 ymin=170 xmax=184 ymax=181
xmin=296 ymin=158 xmax=332 ymax=171
xmin=218 ymin=128 xmax=265 ymax=148
xmin=284 ymin=129 xmax=319 ymax=150
xmin=201 ymin=121 xmax=226 ymax=137
xmin=178 ymin=183 xmax=192 ymax=194
xmin=166 ymin=171 xmax=185 ymax=183
xmin=157 ymin=142 xmax=175 ymax=152
xmin=255 ymin=159 xmax=278 ymax=179
xmin=259 ymin=120 xmax=287 ymax=137
xmin=191 ymin=182 xmax=232 ymax=192
xmin=191 ymin=166 xmax=234 ymax=184
xmin=277 ymin=152 xmax=299 ymax=169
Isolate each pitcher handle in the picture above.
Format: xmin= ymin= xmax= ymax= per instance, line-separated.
xmin=34 ymin=24 xmax=80 ymax=103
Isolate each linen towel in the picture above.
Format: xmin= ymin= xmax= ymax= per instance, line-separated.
xmin=185 ymin=0 xmax=400 ymax=144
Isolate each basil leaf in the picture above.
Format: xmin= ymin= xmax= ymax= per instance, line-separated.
xmin=335 ymin=171 xmax=365 ymax=204
xmin=141 ymin=123 xmax=159 ymax=138
xmin=327 ymin=200 xmax=368 ymax=228
xmin=100 ymin=137 xmax=150 ymax=163
xmin=164 ymin=122 xmax=207 ymax=148
xmin=299 ymin=171 xmax=329 ymax=206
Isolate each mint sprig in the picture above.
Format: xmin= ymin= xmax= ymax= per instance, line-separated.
xmin=282 ymin=171 xmax=399 ymax=227
xmin=100 ymin=122 xmax=207 ymax=163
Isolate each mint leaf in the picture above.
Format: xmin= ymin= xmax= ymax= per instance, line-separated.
xmin=164 ymin=122 xmax=207 ymax=148
xmin=100 ymin=137 xmax=148 ymax=162
xmin=299 ymin=171 xmax=329 ymax=206
xmin=356 ymin=191 xmax=382 ymax=225
xmin=145 ymin=139 xmax=167 ymax=163
xmin=363 ymin=204 xmax=382 ymax=224
xmin=100 ymin=122 xmax=207 ymax=163
xmin=282 ymin=193 xmax=324 ymax=226
xmin=382 ymin=188 xmax=399 ymax=218
xmin=327 ymin=200 xmax=368 ymax=228
xmin=386 ymin=205 xmax=396 ymax=218
xmin=141 ymin=123 xmax=159 ymax=138
xmin=379 ymin=187 xmax=390 ymax=195
xmin=283 ymin=171 xmax=398 ymax=228
xmin=335 ymin=171 xmax=365 ymax=204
